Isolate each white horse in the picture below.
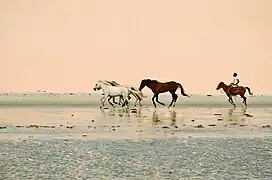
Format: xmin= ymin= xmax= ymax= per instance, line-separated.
xmin=93 ymin=80 xmax=131 ymax=108
xmin=94 ymin=80 xmax=123 ymax=105
xmin=100 ymin=80 xmax=146 ymax=106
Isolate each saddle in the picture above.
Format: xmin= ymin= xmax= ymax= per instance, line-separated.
xmin=230 ymin=85 xmax=243 ymax=92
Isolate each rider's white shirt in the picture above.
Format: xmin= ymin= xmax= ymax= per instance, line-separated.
xmin=233 ymin=77 xmax=239 ymax=85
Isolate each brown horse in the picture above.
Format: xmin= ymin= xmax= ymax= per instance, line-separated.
xmin=139 ymin=79 xmax=190 ymax=108
xmin=216 ymin=82 xmax=253 ymax=107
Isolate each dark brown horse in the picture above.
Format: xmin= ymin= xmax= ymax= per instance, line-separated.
xmin=139 ymin=79 xmax=190 ymax=108
xmin=216 ymin=82 xmax=253 ymax=107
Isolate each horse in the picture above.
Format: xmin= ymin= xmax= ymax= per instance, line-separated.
xmin=138 ymin=79 xmax=190 ymax=108
xmin=216 ymin=82 xmax=253 ymax=107
xmin=100 ymin=80 xmax=146 ymax=106
xmin=93 ymin=81 xmax=131 ymax=108
xmin=96 ymin=80 xmax=123 ymax=105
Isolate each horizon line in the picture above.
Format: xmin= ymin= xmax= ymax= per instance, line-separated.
xmin=0 ymin=91 xmax=270 ymax=96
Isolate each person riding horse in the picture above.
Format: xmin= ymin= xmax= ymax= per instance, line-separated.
xmin=216 ymin=73 xmax=253 ymax=107
xmin=230 ymin=73 xmax=240 ymax=87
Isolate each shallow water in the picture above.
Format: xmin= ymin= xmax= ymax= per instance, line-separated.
xmin=0 ymin=107 xmax=271 ymax=140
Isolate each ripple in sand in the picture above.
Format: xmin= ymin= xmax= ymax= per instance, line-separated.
xmin=245 ymin=113 xmax=253 ymax=117
xmin=162 ymin=126 xmax=170 ymax=129
xmin=194 ymin=125 xmax=204 ymax=128
xmin=66 ymin=126 xmax=75 ymax=129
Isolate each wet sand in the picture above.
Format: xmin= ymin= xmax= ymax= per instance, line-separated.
xmin=0 ymin=107 xmax=271 ymax=140
xmin=0 ymin=106 xmax=272 ymax=179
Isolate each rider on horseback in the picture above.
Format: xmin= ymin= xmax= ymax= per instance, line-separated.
xmin=230 ymin=73 xmax=240 ymax=87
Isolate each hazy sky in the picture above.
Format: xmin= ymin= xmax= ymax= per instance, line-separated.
xmin=1 ymin=0 xmax=272 ymax=93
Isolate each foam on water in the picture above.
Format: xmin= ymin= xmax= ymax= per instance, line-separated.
xmin=0 ymin=92 xmax=272 ymax=108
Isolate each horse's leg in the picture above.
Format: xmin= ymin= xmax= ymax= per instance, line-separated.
xmin=228 ymin=96 xmax=236 ymax=107
xmin=122 ymin=95 xmax=130 ymax=107
xmin=129 ymin=93 xmax=138 ymax=107
xmin=118 ymin=96 xmax=122 ymax=105
xmin=168 ymin=93 xmax=175 ymax=108
xmin=240 ymin=94 xmax=247 ymax=106
xmin=112 ymin=97 xmax=118 ymax=104
xmin=107 ymin=96 xmax=114 ymax=107
xmin=152 ymin=94 xmax=157 ymax=108
xmin=168 ymin=92 xmax=178 ymax=108
xmin=228 ymin=96 xmax=232 ymax=105
xmin=119 ymin=96 xmax=125 ymax=105
xmin=134 ymin=96 xmax=138 ymax=107
xmin=116 ymin=96 xmax=122 ymax=105
xmin=100 ymin=96 xmax=106 ymax=103
xmin=134 ymin=98 xmax=138 ymax=107
xmin=139 ymin=99 xmax=142 ymax=107
xmin=172 ymin=94 xmax=178 ymax=108
xmin=100 ymin=95 xmax=108 ymax=108
xmin=155 ymin=94 xmax=165 ymax=106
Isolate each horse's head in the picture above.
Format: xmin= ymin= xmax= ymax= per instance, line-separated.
xmin=216 ymin=82 xmax=225 ymax=90
xmin=139 ymin=79 xmax=151 ymax=91
xmin=93 ymin=81 xmax=103 ymax=91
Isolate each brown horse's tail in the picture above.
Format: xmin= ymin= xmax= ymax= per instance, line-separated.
xmin=178 ymin=83 xmax=190 ymax=97
xmin=245 ymin=87 xmax=253 ymax=95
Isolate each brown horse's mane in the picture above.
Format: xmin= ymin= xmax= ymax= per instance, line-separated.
xmin=144 ymin=79 xmax=162 ymax=84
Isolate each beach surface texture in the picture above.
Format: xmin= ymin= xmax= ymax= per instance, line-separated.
xmin=0 ymin=93 xmax=271 ymax=179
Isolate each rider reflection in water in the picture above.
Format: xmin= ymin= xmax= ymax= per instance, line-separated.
xmin=230 ymin=73 xmax=240 ymax=87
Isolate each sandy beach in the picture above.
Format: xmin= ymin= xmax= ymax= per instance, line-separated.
xmin=0 ymin=94 xmax=272 ymax=179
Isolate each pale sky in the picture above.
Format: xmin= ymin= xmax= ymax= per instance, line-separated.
xmin=1 ymin=0 xmax=272 ymax=93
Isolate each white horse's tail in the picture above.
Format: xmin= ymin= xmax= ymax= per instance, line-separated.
xmin=128 ymin=89 xmax=146 ymax=100
xmin=129 ymin=86 xmax=147 ymax=99
xmin=138 ymin=91 xmax=147 ymax=98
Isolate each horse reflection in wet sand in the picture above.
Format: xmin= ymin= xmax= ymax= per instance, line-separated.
xmin=216 ymin=82 xmax=253 ymax=107
xmin=152 ymin=110 xmax=177 ymax=126
xmin=139 ymin=79 xmax=190 ymax=108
